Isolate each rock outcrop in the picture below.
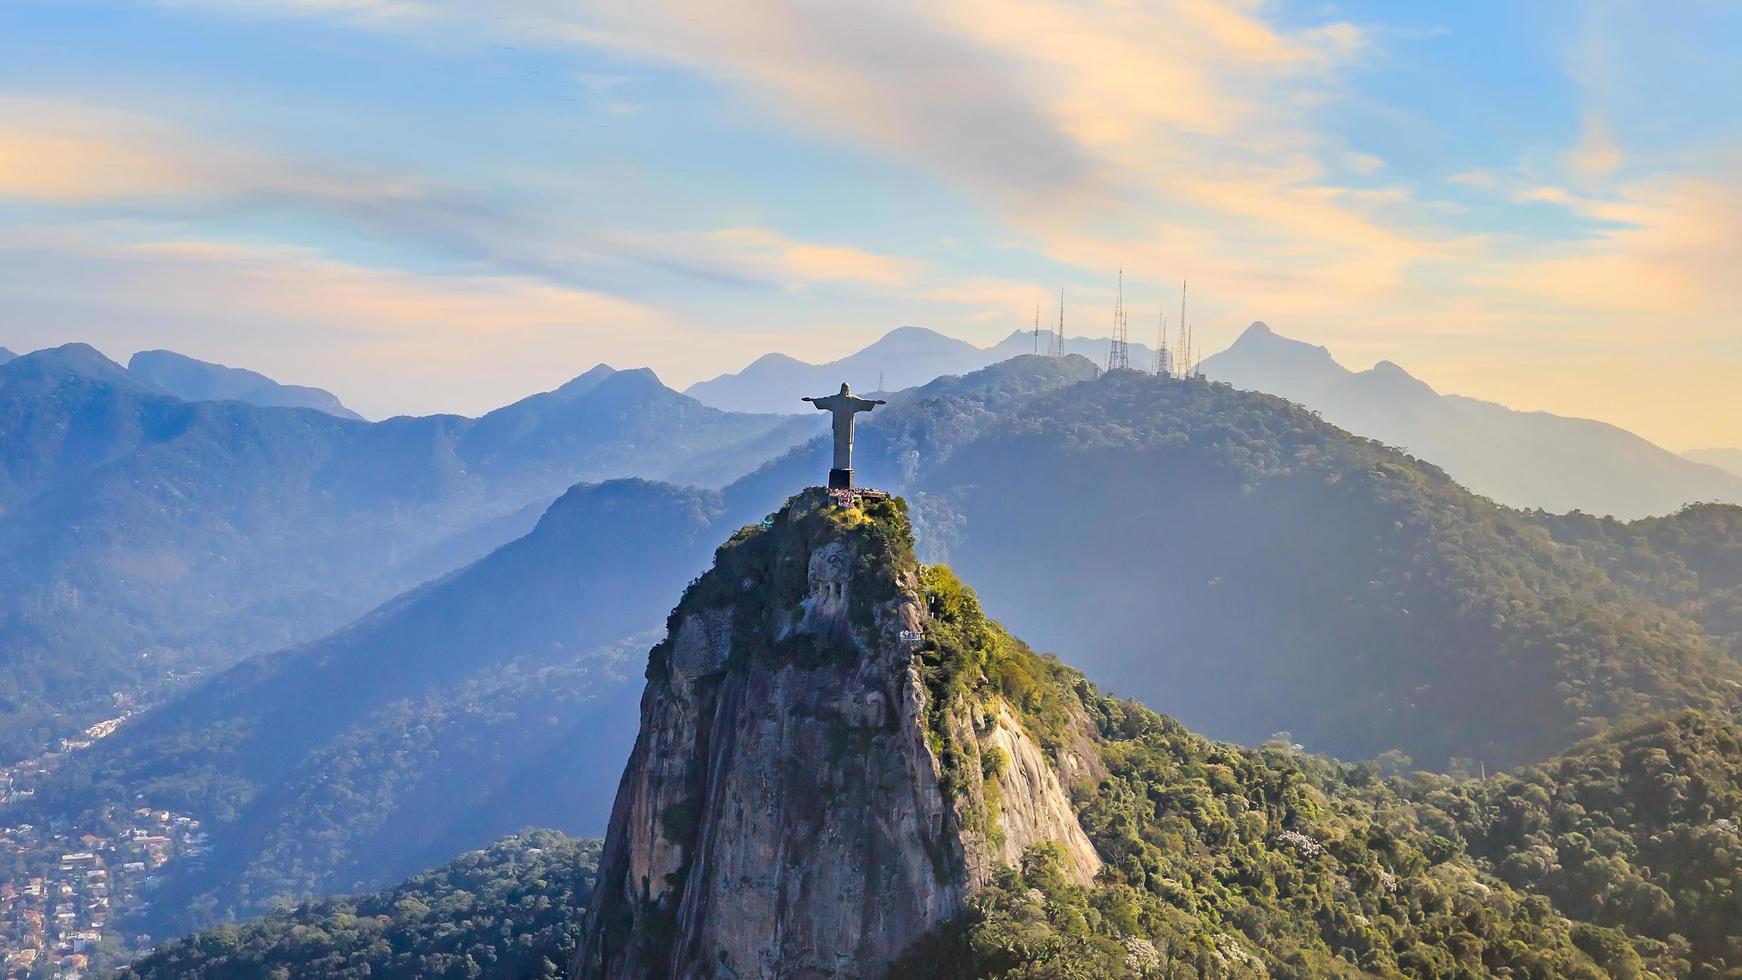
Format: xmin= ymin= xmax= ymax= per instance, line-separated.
xmin=575 ymin=489 xmax=1098 ymax=978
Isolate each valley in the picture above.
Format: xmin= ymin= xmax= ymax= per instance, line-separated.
xmin=7 ymin=4 xmax=1741 ymax=974
xmin=2 ymin=338 xmax=1740 ymax=977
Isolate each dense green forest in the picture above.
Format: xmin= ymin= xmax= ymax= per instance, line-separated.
xmin=1410 ymin=710 xmax=1742 ymax=972
xmin=12 ymin=480 xmax=705 ymax=939
xmin=14 ymin=359 xmax=1742 ymax=973
xmin=112 ymin=550 xmax=1742 ymax=979
xmin=918 ymin=370 xmax=1742 ymax=766
xmin=1535 ymin=504 xmax=1742 ymax=659
xmin=894 ymin=563 xmax=1742 ymax=978
xmin=113 ymin=831 xmax=598 ymax=980
xmin=3 ymin=356 xmax=1106 ymax=942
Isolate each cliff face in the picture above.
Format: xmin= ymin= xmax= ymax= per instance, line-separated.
xmin=576 ymin=489 xmax=1098 ymax=978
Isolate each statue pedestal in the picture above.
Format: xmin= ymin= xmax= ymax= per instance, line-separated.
xmin=828 ymin=468 xmax=853 ymax=490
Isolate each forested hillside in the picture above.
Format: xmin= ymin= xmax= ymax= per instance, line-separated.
xmin=0 ymin=345 xmax=801 ymax=759
xmin=117 ymin=507 xmax=1742 ymax=979
xmin=1535 ymin=504 xmax=1742 ymax=659
xmin=114 ymin=831 xmax=598 ymax=980
xmin=15 ymin=355 xmax=1742 ymax=967
xmin=4 ymin=355 xmax=1107 ymax=948
xmin=1410 ymin=710 xmax=1742 ymax=973
xmin=910 ymin=370 xmax=1742 ymax=767
xmin=891 ymin=569 xmax=1742 ymax=977
xmin=15 ymin=481 xmax=717 ymax=940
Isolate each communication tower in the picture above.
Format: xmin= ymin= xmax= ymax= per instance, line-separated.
xmin=1155 ymin=311 xmax=1170 ymax=376
xmin=1107 ymin=270 xmax=1130 ymax=371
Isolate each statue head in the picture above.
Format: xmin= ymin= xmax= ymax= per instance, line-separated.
xmin=839 ymin=382 xmax=850 ymax=394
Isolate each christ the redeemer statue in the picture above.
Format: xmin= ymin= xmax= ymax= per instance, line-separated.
xmin=803 ymin=383 xmax=885 ymax=489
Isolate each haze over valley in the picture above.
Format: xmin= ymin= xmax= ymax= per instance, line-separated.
xmin=4 ymin=1 xmax=1742 ymax=976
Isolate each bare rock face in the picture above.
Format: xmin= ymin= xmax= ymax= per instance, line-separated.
xmin=575 ymin=490 xmax=1098 ymax=978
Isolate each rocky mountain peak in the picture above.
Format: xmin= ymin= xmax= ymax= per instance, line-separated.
xmin=577 ymin=488 xmax=1098 ymax=977
xmin=1236 ymin=320 xmax=1275 ymax=342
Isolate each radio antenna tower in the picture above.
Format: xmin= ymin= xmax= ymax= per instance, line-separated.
xmin=1055 ymin=290 xmax=1069 ymax=357
xmin=1120 ymin=305 xmax=1130 ymax=370
xmin=1177 ymin=280 xmax=1189 ymax=379
xmin=1155 ymin=310 xmax=1170 ymax=376
xmin=1032 ymin=299 xmax=1040 ymax=354
xmin=1107 ymin=269 xmax=1130 ymax=371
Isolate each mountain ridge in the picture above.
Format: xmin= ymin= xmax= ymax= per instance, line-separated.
xmin=685 ymin=324 xmax=1159 ymax=414
xmin=15 ymin=353 xmax=1742 ymax=968
xmin=1687 ymin=447 xmax=1742 ymax=480
xmin=1201 ymin=321 xmax=1742 ymax=518
xmin=0 ymin=347 xmax=806 ymax=760
xmin=13 ymin=479 xmax=719 ymax=939
xmin=128 ymin=348 xmax=364 ymax=419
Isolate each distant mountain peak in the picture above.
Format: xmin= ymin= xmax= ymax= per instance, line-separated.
xmin=1198 ymin=324 xmax=1742 ymax=517
xmin=41 ymin=341 xmax=129 ymax=370
xmin=686 ymin=324 xmax=1126 ymax=415
xmin=1352 ymin=359 xmax=1438 ymax=400
xmin=1200 ymin=323 xmax=1345 ymax=398
xmin=0 ymin=346 xmax=15 ymax=365
xmin=588 ymin=366 xmax=665 ymax=397
xmin=1229 ymin=320 xmax=1331 ymax=356
xmin=127 ymin=349 xmax=362 ymax=419
xmin=2 ymin=342 xmax=144 ymax=391
xmin=742 ymin=351 xmax=808 ymax=369
xmin=882 ymin=324 xmax=950 ymax=340
xmin=860 ymin=324 xmax=980 ymax=357
xmin=549 ymin=363 xmax=618 ymax=400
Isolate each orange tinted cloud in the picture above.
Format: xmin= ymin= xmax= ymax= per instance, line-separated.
xmin=0 ymin=100 xmax=205 ymax=201
xmin=1480 ymin=176 xmax=1742 ymax=321
xmin=705 ymin=228 xmax=923 ymax=287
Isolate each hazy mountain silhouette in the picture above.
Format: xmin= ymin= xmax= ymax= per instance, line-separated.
xmin=29 ymin=355 xmax=1742 ymax=946
xmin=23 ymin=480 xmax=717 ymax=939
xmin=0 ymin=346 xmax=14 ymax=365
xmin=128 ymin=349 xmax=363 ymax=419
xmin=648 ymin=359 xmax=1742 ymax=767
xmin=0 ymin=346 xmax=805 ymax=758
xmin=1687 ymin=447 xmax=1742 ymax=480
xmin=1200 ymin=322 xmax=1742 ymax=518
xmin=903 ymin=371 xmax=1740 ymax=768
xmin=9 ymin=355 xmax=1106 ymax=931
xmin=685 ymin=324 xmax=1158 ymax=413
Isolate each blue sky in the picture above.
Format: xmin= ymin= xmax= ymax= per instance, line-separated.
xmin=1 ymin=1 xmax=1738 ymax=449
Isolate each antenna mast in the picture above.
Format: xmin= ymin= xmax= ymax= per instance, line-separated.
xmin=1053 ymin=290 xmax=1066 ymax=357
xmin=1155 ymin=310 xmax=1169 ymax=376
xmin=1178 ymin=280 xmax=1190 ymax=379
xmin=1032 ymin=299 xmax=1040 ymax=355
xmin=1107 ymin=269 xmax=1130 ymax=371
xmin=1121 ymin=304 xmax=1130 ymax=370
